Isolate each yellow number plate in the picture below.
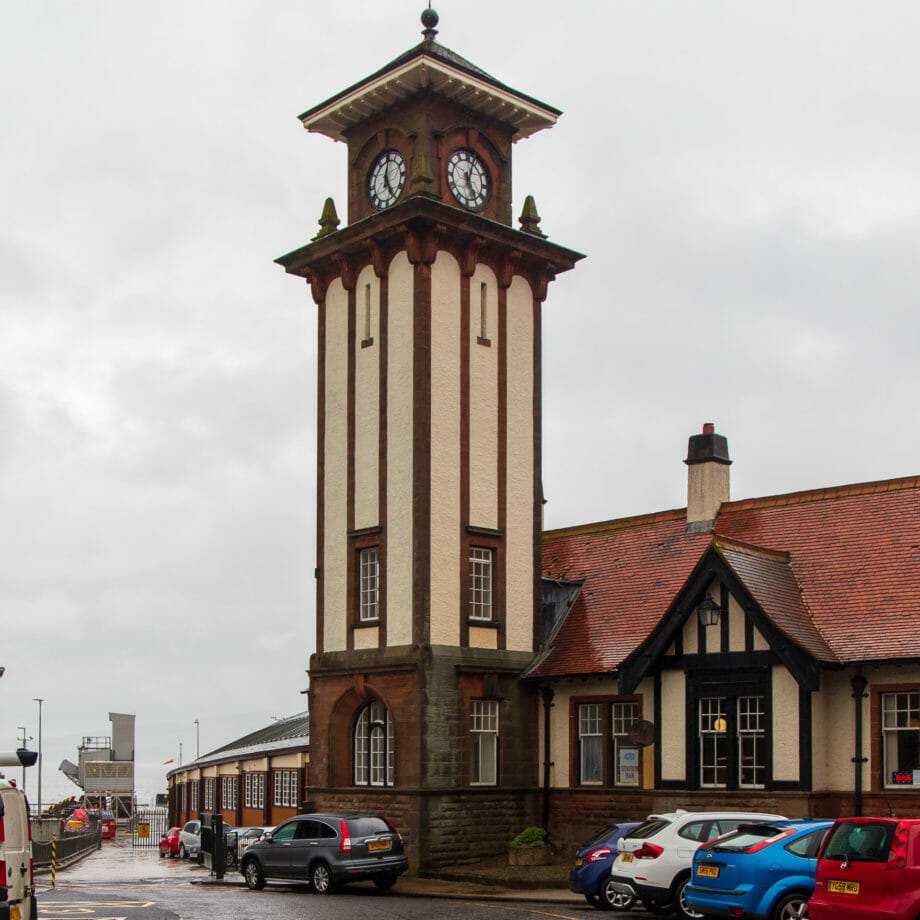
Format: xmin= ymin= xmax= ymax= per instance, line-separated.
xmin=621 ymin=852 xmax=633 ymax=862
xmin=10 ymin=906 xmax=21 ymax=920
xmin=829 ymin=880 xmax=860 ymax=895
xmin=697 ymin=865 xmax=720 ymax=878
xmin=368 ymin=840 xmax=390 ymax=852
xmin=575 ymin=857 xmax=584 ymax=866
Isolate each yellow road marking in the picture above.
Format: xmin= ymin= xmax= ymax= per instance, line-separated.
xmin=451 ymin=902 xmax=585 ymax=920
xmin=40 ymin=902 xmax=154 ymax=908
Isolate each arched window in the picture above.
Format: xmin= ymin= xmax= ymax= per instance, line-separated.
xmin=354 ymin=701 xmax=394 ymax=786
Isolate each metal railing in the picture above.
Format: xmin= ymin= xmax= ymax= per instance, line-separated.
xmin=33 ymin=827 xmax=101 ymax=868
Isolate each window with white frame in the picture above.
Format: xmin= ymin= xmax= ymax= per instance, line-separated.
xmin=883 ymin=691 xmax=920 ymax=786
xmin=354 ymin=701 xmax=394 ymax=787
xmin=359 ymin=547 xmax=379 ymax=621
xmin=737 ymin=696 xmax=766 ymax=788
xmin=469 ymin=547 xmax=493 ymax=621
xmin=699 ymin=697 xmax=728 ymax=788
xmin=578 ymin=703 xmax=603 ymax=784
xmin=273 ymin=770 xmax=299 ymax=807
xmin=180 ymin=783 xmax=187 ymax=811
xmin=470 ymin=700 xmax=499 ymax=785
xmin=221 ymin=775 xmax=237 ymax=810
xmin=203 ymin=778 xmax=215 ymax=810
xmin=244 ymin=773 xmax=264 ymax=809
xmin=190 ymin=781 xmax=199 ymax=812
xmin=612 ymin=701 xmax=641 ymax=785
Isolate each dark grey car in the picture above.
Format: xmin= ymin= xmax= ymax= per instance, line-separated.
xmin=239 ymin=812 xmax=408 ymax=893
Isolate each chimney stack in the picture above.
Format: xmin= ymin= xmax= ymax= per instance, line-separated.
xmin=685 ymin=423 xmax=731 ymax=531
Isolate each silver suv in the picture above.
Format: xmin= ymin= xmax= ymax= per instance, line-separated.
xmin=239 ymin=812 xmax=408 ymax=894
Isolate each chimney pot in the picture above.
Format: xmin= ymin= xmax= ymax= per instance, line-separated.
xmin=702 ymin=422 xmax=714 ymax=434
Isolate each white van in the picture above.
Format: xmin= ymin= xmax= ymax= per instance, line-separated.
xmin=0 ymin=751 xmax=38 ymax=920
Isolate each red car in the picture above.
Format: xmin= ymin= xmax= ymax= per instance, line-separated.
xmin=159 ymin=826 xmax=181 ymax=858
xmin=99 ymin=809 xmax=116 ymax=839
xmin=811 ymin=817 xmax=920 ymax=919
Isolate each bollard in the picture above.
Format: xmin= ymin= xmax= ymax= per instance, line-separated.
xmin=51 ymin=834 xmax=56 ymax=889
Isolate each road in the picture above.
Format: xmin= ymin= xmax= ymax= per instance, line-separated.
xmin=37 ymin=839 xmax=663 ymax=920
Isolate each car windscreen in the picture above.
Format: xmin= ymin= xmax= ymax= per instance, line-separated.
xmin=346 ymin=816 xmax=391 ymax=837
xmin=625 ymin=819 xmax=670 ymax=839
xmin=822 ymin=821 xmax=894 ymax=863
xmin=701 ymin=824 xmax=787 ymax=853
xmin=584 ymin=824 xmax=618 ymax=847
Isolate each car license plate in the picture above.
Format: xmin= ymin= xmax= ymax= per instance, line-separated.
xmin=697 ymin=865 xmax=720 ymax=878
xmin=575 ymin=857 xmax=583 ymax=866
xmin=10 ymin=906 xmax=20 ymax=920
xmin=829 ymin=880 xmax=860 ymax=895
xmin=368 ymin=839 xmax=390 ymax=852
xmin=621 ymin=852 xmax=633 ymax=863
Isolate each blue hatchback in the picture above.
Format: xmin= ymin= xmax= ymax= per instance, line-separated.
xmin=686 ymin=819 xmax=832 ymax=920
xmin=569 ymin=821 xmax=640 ymax=910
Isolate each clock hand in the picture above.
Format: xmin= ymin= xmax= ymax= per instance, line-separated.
xmin=465 ymin=167 xmax=476 ymax=198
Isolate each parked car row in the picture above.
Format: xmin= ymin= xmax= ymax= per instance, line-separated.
xmin=159 ymin=810 xmax=408 ymax=897
xmin=160 ymin=821 xmax=269 ymax=864
xmin=572 ymin=809 xmax=920 ymax=920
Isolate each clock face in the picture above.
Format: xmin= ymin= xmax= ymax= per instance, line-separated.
xmin=367 ymin=149 xmax=406 ymax=210
xmin=446 ymin=148 xmax=491 ymax=211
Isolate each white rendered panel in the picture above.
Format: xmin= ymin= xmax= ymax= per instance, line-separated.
xmin=430 ymin=253 xmax=462 ymax=645
xmin=354 ymin=265 xmax=380 ymax=531
xmin=469 ymin=626 xmax=498 ymax=649
xmin=386 ymin=253 xmax=414 ymax=646
xmin=323 ymin=278 xmax=348 ymax=652
xmin=353 ymin=625 xmax=380 ymax=650
xmin=505 ymin=276 xmax=535 ymax=652
xmin=660 ymin=669 xmax=687 ymax=781
xmin=772 ymin=666 xmax=800 ymax=781
xmin=469 ymin=265 xmax=499 ymax=530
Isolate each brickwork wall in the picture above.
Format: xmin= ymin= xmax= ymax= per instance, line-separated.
xmin=423 ymin=789 xmax=539 ymax=866
xmin=308 ymin=646 xmax=540 ymax=868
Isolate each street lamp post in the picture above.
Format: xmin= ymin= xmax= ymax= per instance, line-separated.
xmin=17 ymin=727 xmax=32 ymax=788
xmin=194 ymin=719 xmax=200 ymax=761
xmin=33 ymin=699 xmax=43 ymax=814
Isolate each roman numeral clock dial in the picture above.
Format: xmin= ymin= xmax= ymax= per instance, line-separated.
xmin=446 ymin=148 xmax=491 ymax=211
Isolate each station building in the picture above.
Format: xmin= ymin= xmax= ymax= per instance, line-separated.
xmin=167 ymin=10 xmax=920 ymax=869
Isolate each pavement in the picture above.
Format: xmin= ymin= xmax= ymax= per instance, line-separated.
xmin=41 ymin=837 xmax=585 ymax=905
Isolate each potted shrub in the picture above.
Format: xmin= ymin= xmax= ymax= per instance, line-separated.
xmin=508 ymin=825 xmax=551 ymax=866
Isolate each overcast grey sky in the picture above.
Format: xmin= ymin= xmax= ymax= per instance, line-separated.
xmin=2 ymin=1 xmax=918 ymax=806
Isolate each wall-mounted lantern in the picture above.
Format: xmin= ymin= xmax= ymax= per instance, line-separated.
xmin=697 ymin=593 xmax=721 ymax=627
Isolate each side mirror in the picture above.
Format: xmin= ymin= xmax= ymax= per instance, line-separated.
xmin=263 ymin=831 xmax=273 ymax=842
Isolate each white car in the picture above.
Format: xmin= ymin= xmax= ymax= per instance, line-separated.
xmin=178 ymin=819 xmax=201 ymax=860
xmin=608 ymin=810 xmax=785 ymax=920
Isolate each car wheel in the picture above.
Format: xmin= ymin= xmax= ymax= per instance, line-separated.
xmin=243 ymin=859 xmax=266 ymax=890
xmin=311 ymin=860 xmax=334 ymax=894
xmin=773 ymin=892 xmax=810 ymax=920
xmin=673 ymin=874 xmax=705 ymax=920
xmin=178 ymin=843 xmax=187 ymax=860
xmin=159 ymin=847 xmax=165 ymax=858
xmin=600 ymin=877 xmax=636 ymax=911
xmin=373 ymin=873 xmax=398 ymax=892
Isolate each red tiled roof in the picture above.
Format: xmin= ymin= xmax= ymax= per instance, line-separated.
xmin=533 ymin=476 xmax=920 ymax=678
xmin=713 ymin=538 xmax=836 ymax=662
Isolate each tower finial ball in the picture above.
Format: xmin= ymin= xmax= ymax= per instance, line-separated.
xmin=421 ymin=7 xmax=439 ymax=29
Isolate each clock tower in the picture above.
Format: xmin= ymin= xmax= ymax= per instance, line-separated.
xmin=277 ymin=9 xmax=582 ymax=867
